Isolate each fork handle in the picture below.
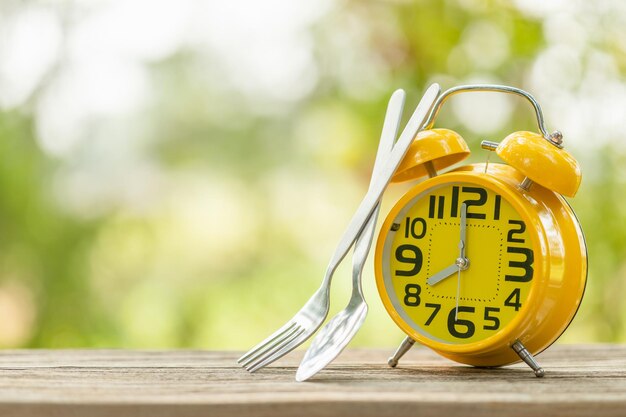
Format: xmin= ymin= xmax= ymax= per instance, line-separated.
xmin=323 ymin=84 xmax=440 ymax=283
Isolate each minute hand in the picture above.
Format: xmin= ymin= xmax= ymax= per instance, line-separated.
xmin=459 ymin=202 xmax=467 ymax=258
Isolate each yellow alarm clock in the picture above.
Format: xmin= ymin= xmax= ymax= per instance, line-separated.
xmin=374 ymin=85 xmax=587 ymax=377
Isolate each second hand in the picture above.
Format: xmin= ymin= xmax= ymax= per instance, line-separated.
xmin=455 ymin=267 xmax=461 ymax=320
xmin=455 ymin=203 xmax=467 ymax=320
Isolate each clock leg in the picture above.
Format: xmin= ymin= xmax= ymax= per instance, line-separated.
xmin=387 ymin=336 xmax=415 ymax=367
xmin=511 ymin=340 xmax=545 ymax=377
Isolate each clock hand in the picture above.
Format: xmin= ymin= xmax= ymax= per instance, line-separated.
xmin=428 ymin=203 xmax=470 ymax=287
xmin=455 ymin=203 xmax=468 ymax=319
xmin=426 ymin=263 xmax=458 ymax=286
xmin=455 ymin=266 xmax=461 ymax=320
xmin=459 ymin=202 xmax=467 ymax=258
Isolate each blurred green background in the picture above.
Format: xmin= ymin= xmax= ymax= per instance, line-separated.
xmin=0 ymin=0 xmax=624 ymax=350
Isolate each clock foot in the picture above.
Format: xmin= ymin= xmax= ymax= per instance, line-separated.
xmin=511 ymin=340 xmax=545 ymax=377
xmin=387 ymin=337 xmax=415 ymax=367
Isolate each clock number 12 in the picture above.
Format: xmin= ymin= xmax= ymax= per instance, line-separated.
xmin=429 ymin=186 xmax=501 ymax=220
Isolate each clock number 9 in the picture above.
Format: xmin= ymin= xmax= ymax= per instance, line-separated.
xmin=395 ymin=244 xmax=423 ymax=277
xmin=447 ymin=306 xmax=476 ymax=338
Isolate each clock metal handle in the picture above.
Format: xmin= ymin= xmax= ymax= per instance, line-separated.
xmin=423 ymin=84 xmax=563 ymax=148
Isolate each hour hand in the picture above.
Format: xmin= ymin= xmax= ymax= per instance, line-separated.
xmin=426 ymin=263 xmax=459 ymax=286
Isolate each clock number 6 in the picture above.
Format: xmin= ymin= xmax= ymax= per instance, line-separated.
xmin=447 ymin=306 xmax=475 ymax=338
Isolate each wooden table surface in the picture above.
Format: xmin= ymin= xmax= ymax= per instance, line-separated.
xmin=0 ymin=345 xmax=624 ymax=417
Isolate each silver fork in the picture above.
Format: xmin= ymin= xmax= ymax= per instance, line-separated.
xmin=238 ymin=84 xmax=441 ymax=372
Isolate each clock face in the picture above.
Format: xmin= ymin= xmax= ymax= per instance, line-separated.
xmin=379 ymin=181 xmax=535 ymax=345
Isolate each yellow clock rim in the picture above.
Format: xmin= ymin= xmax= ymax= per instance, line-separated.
xmin=375 ymin=170 xmax=550 ymax=356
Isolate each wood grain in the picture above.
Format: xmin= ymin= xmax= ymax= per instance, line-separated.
xmin=0 ymin=345 xmax=624 ymax=417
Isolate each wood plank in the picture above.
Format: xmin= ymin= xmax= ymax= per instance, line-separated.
xmin=0 ymin=345 xmax=624 ymax=417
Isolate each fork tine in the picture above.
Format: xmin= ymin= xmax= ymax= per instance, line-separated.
xmin=239 ymin=324 xmax=300 ymax=367
xmin=238 ymin=321 xmax=297 ymax=364
xmin=246 ymin=327 xmax=306 ymax=372
xmin=239 ymin=323 xmax=297 ymax=366
xmin=240 ymin=325 xmax=300 ymax=368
